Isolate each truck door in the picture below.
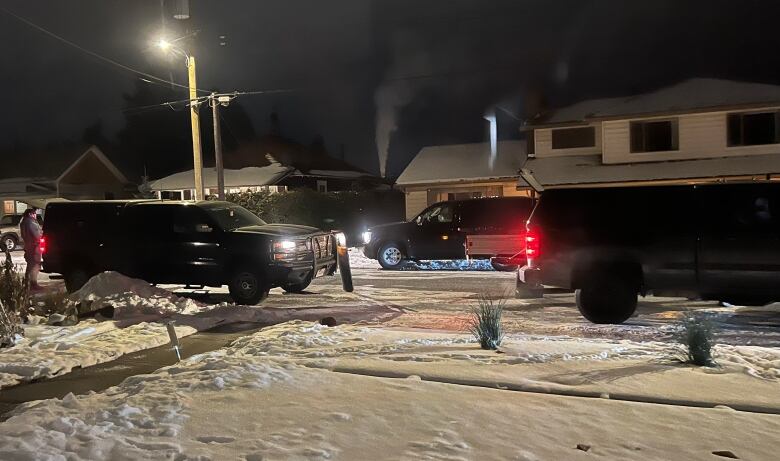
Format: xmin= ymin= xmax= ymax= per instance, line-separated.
xmin=171 ymin=206 xmax=224 ymax=285
xmin=410 ymin=202 xmax=463 ymax=259
xmin=697 ymin=184 xmax=780 ymax=300
xmin=122 ymin=205 xmax=177 ymax=283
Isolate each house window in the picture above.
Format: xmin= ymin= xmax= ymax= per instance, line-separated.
xmin=630 ymin=119 xmax=678 ymax=153
xmin=317 ymin=180 xmax=327 ymax=193
xmin=551 ymin=127 xmax=596 ymax=149
xmin=728 ymin=111 xmax=780 ymax=146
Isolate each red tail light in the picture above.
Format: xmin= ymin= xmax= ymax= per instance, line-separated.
xmin=39 ymin=235 xmax=47 ymax=255
xmin=525 ymin=227 xmax=540 ymax=266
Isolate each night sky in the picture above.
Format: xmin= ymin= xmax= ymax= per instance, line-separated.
xmin=1 ymin=0 xmax=780 ymax=180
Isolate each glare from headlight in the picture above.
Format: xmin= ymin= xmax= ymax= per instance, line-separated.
xmin=362 ymin=231 xmax=372 ymax=244
xmin=273 ymin=240 xmax=297 ymax=252
xmin=335 ymin=232 xmax=347 ymax=247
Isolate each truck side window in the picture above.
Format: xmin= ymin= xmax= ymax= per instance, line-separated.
xmin=173 ymin=207 xmax=213 ymax=234
xmin=423 ymin=204 xmax=453 ymax=224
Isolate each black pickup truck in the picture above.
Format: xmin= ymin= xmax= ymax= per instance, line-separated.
xmin=42 ymin=200 xmax=352 ymax=304
xmin=363 ymin=197 xmax=533 ymax=269
xmin=520 ymin=183 xmax=780 ymax=324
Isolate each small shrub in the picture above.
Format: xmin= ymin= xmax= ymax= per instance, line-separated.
xmin=0 ymin=249 xmax=24 ymax=346
xmin=469 ymin=296 xmax=505 ymax=350
xmin=678 ymin=312 xmax=717 ymax=367
xmin=0 ymin=249 xmax=30 ymax=321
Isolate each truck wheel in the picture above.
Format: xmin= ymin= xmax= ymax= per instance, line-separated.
xmin=377 ymin=242 xmax=405 ymax=270
xmin=283 ymin=275 xmax=312 ymax=294
xmin=2 ymin=235 xmax=17 ymax=251
xmin=229 ymin=269 xmax=269 ymax=305
xmin=490 ymin=260 xmax=518 ymax=272
xmin=575 ymin=277 xmax=637 ymax=324
xmin=65 ymin=268 xmax=93 ymax=293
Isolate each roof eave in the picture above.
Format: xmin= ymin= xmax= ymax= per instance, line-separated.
xmin=525 ymin=100 xmax=780 ymax=130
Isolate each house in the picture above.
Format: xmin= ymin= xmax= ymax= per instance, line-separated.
xmin=148 ymin=135 xmax=384 ymax=199
xmin=395 ymin=141 xmax=532 ymax=220
xmin=521 ymin=78 xmax=780 ymax=188
xmin=0 ymin=145 xmax=134 ymax=216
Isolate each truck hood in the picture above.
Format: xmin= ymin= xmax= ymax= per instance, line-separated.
xmin=370 ymin=221 xmax=410 ymax=233
xmin=234 ymin=223 xmax=324 ymax=238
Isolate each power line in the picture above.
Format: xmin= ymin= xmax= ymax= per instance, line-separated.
xmin=0 ymin=5 xmax=209 ymax=94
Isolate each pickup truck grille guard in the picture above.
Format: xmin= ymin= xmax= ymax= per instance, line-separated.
xmin=311 ymin=234 xmax=336 ymax=264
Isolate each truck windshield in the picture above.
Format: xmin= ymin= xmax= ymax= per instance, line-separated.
xmin=205 ymin=205 xmax=266 ymax=231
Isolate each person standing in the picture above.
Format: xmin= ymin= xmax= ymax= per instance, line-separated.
xmin=19 ymin=208 xmax=42 ymax=290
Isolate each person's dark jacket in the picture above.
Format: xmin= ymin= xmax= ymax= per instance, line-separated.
xmin=20 ymin=215 xmax=41 ymax=260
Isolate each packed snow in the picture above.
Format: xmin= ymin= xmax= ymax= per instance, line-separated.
xmin=2 ymin=321 xmax=779 ymax=460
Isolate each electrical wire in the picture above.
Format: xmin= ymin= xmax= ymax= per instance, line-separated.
xmin=0 ymin=5 xmax=210 ymax=94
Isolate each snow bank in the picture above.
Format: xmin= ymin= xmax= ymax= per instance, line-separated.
xmin=348 ymin=247 xmax=380 ymax=269
xmin=71 ymin=272 xmax=203 ymax=317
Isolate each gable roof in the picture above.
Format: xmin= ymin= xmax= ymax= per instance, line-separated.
xmin=0 ymin=144 xmax=129 ymax=186
xmin=57 ymin=145 xmax=128 ymax=184
xmin=532 ymin=78 xmax=780 ymax=127
xmin=396 ymin=141 xmax=528 ymax=186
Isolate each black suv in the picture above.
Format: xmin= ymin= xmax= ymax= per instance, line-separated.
xmin=520 ymin=183 xmax=780 ymax=324
xmin=42 ymin=200 xmax=351 ymax=304
xmin=363 ymin=197 xmax=533 ymax=269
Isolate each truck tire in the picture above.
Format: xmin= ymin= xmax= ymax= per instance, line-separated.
xmin=377 ymin=242 xmax=405 ymax=270
xmin=575 ymin=277 xmax=638 ymax=324
xmin=490 ymin=260 xmax=518 ymax=272
xmin=2 ymin=235 xmax=17 ymax=252
xmin=229 ymin=269 xmax=270 ymax=305
xmin=283 ymin=275 xmax=312 ymax=294
xmin=64 ymin=267 xmax=93 ymax=293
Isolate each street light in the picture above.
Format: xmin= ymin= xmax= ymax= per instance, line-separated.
xmin=157 ymin=38 xmax=204 ymax=201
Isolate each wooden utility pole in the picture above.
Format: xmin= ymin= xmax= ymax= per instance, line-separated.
xmin=187 ymin=56 xmax=204 ymax=200
xmin=211 ymin=93 xmax=225 ymax=200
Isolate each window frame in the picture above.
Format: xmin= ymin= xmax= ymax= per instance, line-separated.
xmin=630 ymin=118 xmax=679 ymax=153
xmin=727 ymin=110 xmax=780 ymax=147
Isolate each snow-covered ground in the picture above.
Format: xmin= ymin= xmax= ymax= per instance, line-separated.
xmin=0 ymin=270 xmax=398 ymax=390
xmin=2 ymin=321 xmax=779 ymax=460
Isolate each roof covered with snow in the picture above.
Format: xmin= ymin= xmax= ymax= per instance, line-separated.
xmin=148 ymin=165 xmax=294 ymax=191
xmin=396 ymin=141 xmax=528 ymax=186
xmin=533 ymin=79 xmax=780 ymax=127
xmin=523 ymin=153 xmax=780 ymax=187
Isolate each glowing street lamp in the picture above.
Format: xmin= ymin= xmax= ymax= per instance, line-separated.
xmin=156 ymin=38 xmax=204 ymax=201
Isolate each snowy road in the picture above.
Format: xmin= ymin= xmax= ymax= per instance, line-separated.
xmin=9 ymin=247 xmax=780 ymax=347
xmin=170 ymin=257 xmax=780 ymax=347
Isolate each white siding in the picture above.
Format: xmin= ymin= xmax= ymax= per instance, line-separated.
xmin=603 ymin=107 xmax=780 ymax=164
xmin=534 ymin=124 xmax=602 ymax=157
xmin=405 ymin=191 xmax=428 ymax=220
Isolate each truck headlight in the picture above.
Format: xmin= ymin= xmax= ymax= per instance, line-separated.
xmin=362 ymin=231 xmax=372 ymax=244
xmin=273 ymin=240 xmax=297 ymax=252
xmin=335 ymin=232 xmax=347 ymax=247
